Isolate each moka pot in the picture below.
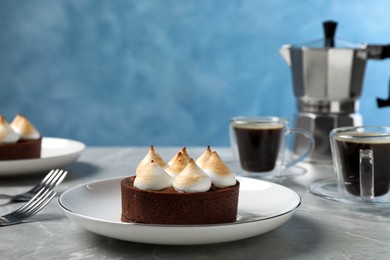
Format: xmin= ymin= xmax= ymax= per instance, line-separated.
xmin=280 ymin=21 xmax=390 ymax=163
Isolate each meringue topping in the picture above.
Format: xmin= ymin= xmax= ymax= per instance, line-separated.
xmin=173 ymin=159 xmax=211 ymax=193
xmin=136 ymin=146 xmax=167 ymax=175
xmin=168 ymin=147 xmax=190 ymax=165
xmin=165 ymin=152 xmax=190 ymax=178
xmin=11 ymin=114 xmax=40 ymax=140
xmin=0 ymin=115 xmax=20 ymax=143
xmin=202 ymin=151 xmax=236 ymax=188
xmin=134 ymin=160 xmax=173 ymax=190
xmin=195 ymin=145 xmax=212 ymax=168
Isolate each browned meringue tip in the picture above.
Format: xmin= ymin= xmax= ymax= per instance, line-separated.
xmin=187 ymin=158 xmax=203 ymax=170
xmin=177 ymin=158 xmax=200 ymax=178
xmin=209 ymin=151 xmax=223 ymax=162
xmin=203 ymin=146 xmax=212 ymax=152
xmin=196 ymin=146 xmax=213 ymax=168
xmin=169 ymin=147 xmax=191 ymax=165
xmin=0 ymin=115 xmax=7 ymax=123
xmin=11 ymin=114 xmax=26 ymax=124
xmin=176 ymin=151 xmax=183 ymax=158
xmin=11 ymin=114 xmax=38 ymax=135
xmin=166 ymin=152 xmax=191 ymax=176
xmin=180 ymin=147 xmax=189 ymax=157
xmin=203 ymin=151 xmax=231 ymax=176
xmin=136 ymin=146 xmax=168 ymax=176
xmin=183 ymin=158 xmax=198 ymax=170
xmin=171 ymin=152 xmax=190 ymax=165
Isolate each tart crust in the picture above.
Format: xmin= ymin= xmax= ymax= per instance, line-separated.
xmin=121 ymin=176 xmax=240 ymax=225
xmin=0 ymin=138 xmax=42 ymax=160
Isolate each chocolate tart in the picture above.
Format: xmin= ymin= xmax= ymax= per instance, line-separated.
xmin=0 ymin=138 xmax=42 ymax=160
xmin=121 ymin=176 xmax=240 ymax=225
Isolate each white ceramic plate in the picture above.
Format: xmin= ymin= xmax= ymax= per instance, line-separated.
xmin=59 ymin=177 xmax=301 ymax=245
xmin=0 ymin=137 xmax=85 ymax=176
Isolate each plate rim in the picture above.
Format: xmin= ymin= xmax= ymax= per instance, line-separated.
xmin=58 ymin=176 xmax=301 ymax=228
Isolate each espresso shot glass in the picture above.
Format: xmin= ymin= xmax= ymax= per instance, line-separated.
xmin=330 ymin=126 xmax=390 ymax=203
xmin=229 ymin=116 xmax=314 ymax=179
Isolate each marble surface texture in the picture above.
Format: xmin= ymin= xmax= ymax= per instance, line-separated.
xmin=1 ymin=1 xmax=390 ymax=147
xmin=1 ymin=147 xmax=390 ymax=259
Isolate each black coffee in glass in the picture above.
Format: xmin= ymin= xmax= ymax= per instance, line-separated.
xmin=233 ymin=123 xmax=284 ymax=172
xmin=335 ymin=133 xmax=390 ymax=197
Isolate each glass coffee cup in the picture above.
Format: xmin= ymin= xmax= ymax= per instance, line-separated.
xmin=330 ymin=126 xmax=390 ymax=203
xmin=229 ymin=116 xmax=314 ymax=179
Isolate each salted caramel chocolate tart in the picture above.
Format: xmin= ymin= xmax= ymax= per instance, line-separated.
xmin=121 ymin=176 xmax=240 ymax=225
xmin=0 ymin=138 xmax=42 ymax=160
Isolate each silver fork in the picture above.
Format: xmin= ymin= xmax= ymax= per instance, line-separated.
xmin=0 ymin=169 xmax=67 ymax=202
xmin=0 ymin=187 xmax=56 ymax=226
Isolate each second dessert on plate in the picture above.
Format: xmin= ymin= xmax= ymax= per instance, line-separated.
xmin=0 ymin=114 xmax=42 ymax=160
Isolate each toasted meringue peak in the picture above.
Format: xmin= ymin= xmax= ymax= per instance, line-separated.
xmin=134 ymin=160 xmax=173 ymax=190
xmin=136 ymin=146 xmax=167 ymax=175
xmin=166 ymin=152 xmax=190 ymax=178
xmin=11 ymin=114 xmax=40 ymax=140
xmin=173 ymin=158 xmax=211 ymax=193
xmin=195 ymin=146 xmax=212 ymax=168
xmin=203 ymin=151 xmax=236 ymax=188
xmin=168 ymin=147 xmax=190 ymax=165
xmin=0 ymin=115 xmax=20 ymax=143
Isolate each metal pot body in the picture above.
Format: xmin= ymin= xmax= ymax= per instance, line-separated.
xmin=280 ymin=46 xmax=369 ymax=162
xmin=281 ymin=46 xmax=368 ymax=107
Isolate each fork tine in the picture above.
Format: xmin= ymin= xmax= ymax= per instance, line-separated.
xmin=40 ymin=169 xmax=57 ymax=185
xmin=42 ymin=169 xmax=61 ymax=188
xmin=0 ymin=190 xmax=56 ymax=225
xmin=9 ymin=185 xmax=48 ymax=202
xmin=44 ymin=169 xmax=66 ymax=189
xmin=25 ymin=169 xmax=65 ymax=196
xmin=0 ymin=188 xmax=53 ymax=221
xmin=13 ymin=188 xmax=47 ymax=213
xmin=16 ymin=190 xmax=56 ymax=219
xmin=4 ymin=188 xmax=55 ymax=219
xmin=2 ymin=169 xmax=67 ymax=203
xmin=23 ymin=191 xmax=56 ymax=218
xmin=28 ymin=169 xmax=57 ymax=194
xmin=11 ymin=188 xmax=52 ymax=216
xmin=52 ymin=170 xmax=67 ymax=187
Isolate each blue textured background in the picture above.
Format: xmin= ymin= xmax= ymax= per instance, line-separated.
xmin=1 ymin=0 xmax=390 ymax=146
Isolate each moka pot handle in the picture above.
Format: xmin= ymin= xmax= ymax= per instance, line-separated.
xmin=366 ymin=44 xmax=390 ymax=59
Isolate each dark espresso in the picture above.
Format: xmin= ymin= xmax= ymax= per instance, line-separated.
xmin=336 ymin=133 xmax=390 ymax=197
xmin=233 ymin=123 xmax=284 ymax=172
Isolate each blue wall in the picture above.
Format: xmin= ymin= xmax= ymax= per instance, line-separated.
xmin=1 ymin=0 xmax=390 ymax=146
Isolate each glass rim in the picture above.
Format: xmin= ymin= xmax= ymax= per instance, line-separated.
xmin=331 ymin=126 xmax=390 ymax=139
xmin=230 ymin=116 xmax=288 ymax=124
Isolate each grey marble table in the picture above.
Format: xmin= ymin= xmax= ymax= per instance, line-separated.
xmin=1 ymin=147 xmax=390 ymax=260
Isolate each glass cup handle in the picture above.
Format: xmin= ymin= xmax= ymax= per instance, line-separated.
xmin=359 ymin=149 xmax=375 ymax=200
xmin=283 ymin=128 xmax=314 ymax=169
